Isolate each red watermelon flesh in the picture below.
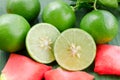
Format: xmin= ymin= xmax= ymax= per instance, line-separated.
xmin=94 ymin=44 xmax=120 ymax=75
xmin=0 ymin=53 xmax=52 ymax=80
xmin=44 ymin=68 xmax=94 ymax=80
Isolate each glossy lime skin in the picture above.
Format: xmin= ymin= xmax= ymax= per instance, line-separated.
xmin=80 ymin=10 xmax=118 ymax=44
xmin=7 ymin=0 xmax=40 ymax=22
xmin=42 ymin=1 xmax=76 ymax=32
xmin=0 ymin=14 xmax=30 ymax=52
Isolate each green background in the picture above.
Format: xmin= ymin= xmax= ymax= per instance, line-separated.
xmin=0 ymin=0 xmax=120 ymax=80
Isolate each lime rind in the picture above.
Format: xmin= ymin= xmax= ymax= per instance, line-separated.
xmin=26 ymin=23 xmax=60 ymax=64
xmin=54 ymin=28 xmax=96 ymax=71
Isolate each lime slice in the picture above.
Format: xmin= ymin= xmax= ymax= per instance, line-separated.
xmin=26 ymin=23 xmax=60 ymax=64
xmin=54 ymin=28 xmax=96 ymax=71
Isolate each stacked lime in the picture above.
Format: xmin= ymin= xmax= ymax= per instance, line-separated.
xmin=80 ymin=10 xmax=118 ymax=44
xmin=0 ymin=14 xmax=30 ymax=52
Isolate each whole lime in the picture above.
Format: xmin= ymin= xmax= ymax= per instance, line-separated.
xmin=42 ymin=1 xmax=76 ymax=32
xmin=80 ymin=10 xmax=118 ymax=44
xmin=7 ymin=0 xmax=40 ymax=22
xmin=0 ymin=14 xmax=30 ymax=52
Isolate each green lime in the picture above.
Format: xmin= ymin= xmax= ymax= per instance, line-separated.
xmin=80 ymin=10 xmax=118 ymax=44
xmin=99 ymin=0 xmax=118 ymax=8
xmin=0 ymin=14 xmax=30 ymax=52
xmin=7 ymin=0 xmax=40 ymax=22
xmin=42 ymin=1 xmax=76 ymax=32
xmin=26 ymin=23 xmax=60 ymax=64
xmin=54 ymin=28 xmax=96 ymax=71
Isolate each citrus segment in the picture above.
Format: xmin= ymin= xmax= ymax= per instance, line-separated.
xmin=54 ymin=28 xmax=96 ymax=71
xmin=26 ymin=23 xmax=60 ymax=64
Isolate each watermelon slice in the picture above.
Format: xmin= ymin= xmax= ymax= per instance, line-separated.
xmin=0 ymin=53 xmax=52 ymax=80
xmin=94 ymin=44 xmax=120 ymax=75
xmin=44 ymin=67 xmax=94 ymax=80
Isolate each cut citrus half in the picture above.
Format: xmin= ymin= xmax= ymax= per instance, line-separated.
xmin=54 ymin=28 xmax=96 ymax=71
xmin=26 ymin=23 xmax=60 ymax=64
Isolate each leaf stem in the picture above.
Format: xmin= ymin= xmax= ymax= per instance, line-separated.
xmin=93 ymin=0 xmax=97 ymax=10
xmin=73 ymin=0 xmax=81 ymax=10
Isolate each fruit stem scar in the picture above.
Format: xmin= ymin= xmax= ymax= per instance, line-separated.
xmin=68 ymin=43 xmax=81 ymax=58
xmin=39 ymin=37 xmax=52 ymax=50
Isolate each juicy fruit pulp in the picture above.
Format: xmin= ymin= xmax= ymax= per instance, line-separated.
xmin=0 ymin=53 xmax=52 ymax=80
xmin=94 ymin=44 xmax=120 ymax=75
xmin=0 ymin=14 xmax=30 ymax=52
xmin=26 ymin=23 xmax=60 ymax=64
xmin=80 ymin=10 xmax=118 ymax=44
xmin=7 ymin=0 xmax=40 ymax=22
xmin=45 ymin=68 xmax=94 ymax=80
xmin=42 ymin=1 xmax=76 ymax=32
xmin=54 ymin=28 xmax=96 ymax=71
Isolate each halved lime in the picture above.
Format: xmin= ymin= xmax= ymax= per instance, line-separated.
xmin=26 ymin=23 xmax=60 ymax=64
xmin=54 ymin=28 xmax=96 ymax=71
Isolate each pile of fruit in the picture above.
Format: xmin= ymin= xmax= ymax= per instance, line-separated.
xmin=0 ymin=0 xmax=120 ymax=80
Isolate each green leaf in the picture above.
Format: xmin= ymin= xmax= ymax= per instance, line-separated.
xmin=99 ymin=0 xmax=118 ymax=8
xmin=70 ymin=0 xmax=119 ymax=9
